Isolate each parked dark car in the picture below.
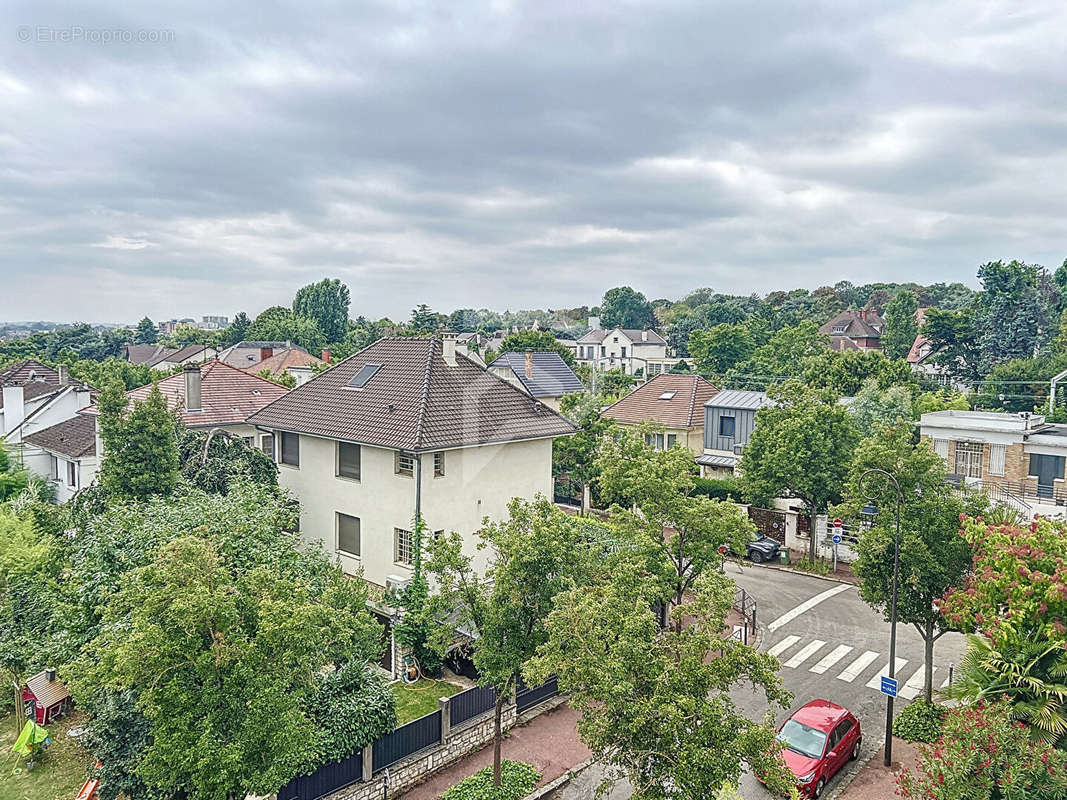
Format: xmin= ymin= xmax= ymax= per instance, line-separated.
xmin=743 ymin=533 xmax=780 ymax=563
xmin=773 ymin=700 xmax=862 ymax=798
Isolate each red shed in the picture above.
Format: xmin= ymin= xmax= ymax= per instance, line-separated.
xmin=22 ymin=668 xmax=72 ymax=725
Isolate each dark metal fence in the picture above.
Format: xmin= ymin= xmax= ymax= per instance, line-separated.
xmin=553 ymin=476 xmax=582 ymax=506
xmin=516 ymin=675 xmax=559 ymax=713
xmin=277 ymin=751 xmax=363 ymax=800
xmin=733 ymin=587 xmax=757 ymax=637
xmin=748 ymin=506 xmax=787 ymax=543
xmin=372 ymin=710 xmax=442 ymax=773
xmin=450 ymin=684 xmax=498 ymax=726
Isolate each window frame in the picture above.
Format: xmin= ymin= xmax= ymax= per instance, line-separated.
xmin=719 ymin=415 xmax=736 ymax=437
xmin=337 ymin=441 xmax=362 ymax=481
xmin=260 ymin=433 xmax=274 ymax=458
xmin=279 ymin=432 xmax=300 ymax=467
xmin=66 ymin=460 xmax=77 ymax=488
xmin=667 ymin=433 xmax=678 ymax=449
xmin=433 ymin=451 xmax=445 ymax=478
xmin=394 ymin=527 xmax=415 ymax=566
xmin=336 ymin=512 xmax=361 ymax=557
xmin=954 ymin=441 xmax=984 ymax=479
xmin=988 ymin=443 xmax=1007 ymax=476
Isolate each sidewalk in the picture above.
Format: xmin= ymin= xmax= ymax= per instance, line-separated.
xmin=832 ymin=738 xmax=918 ymax=800
xmin=398 ymin=702 xmax=590 ymax=800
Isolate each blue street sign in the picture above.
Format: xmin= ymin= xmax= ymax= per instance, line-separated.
xmin=880 ymin=676 xmax=898 ymax=697
xmin=832 ymin=534 xmax=842 ymax=545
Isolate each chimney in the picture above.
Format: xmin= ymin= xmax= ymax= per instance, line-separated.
xmin=260 ymin=346 xmax=273 ymax=362
xmin=525 ymin=349 xmax=534 ymax=379
xmin=1 ymin=385 xmax=24 ymax=433
xmin=441 ymin=332 xmax=457 ymax=367
xmin=321 ymin=348 xmax=331 ymax=364
xmin=183 ymin=365 xmax=202 ymax=413
xmin=45 ymin=667 xmax=56 ymax=683
xmin=588 ymin=315 xmax=601 ymax=330
xmin=642 ymin=330 xmax=648 ymax=342
xmin=58 ymin=364 xmax=69 ymax=385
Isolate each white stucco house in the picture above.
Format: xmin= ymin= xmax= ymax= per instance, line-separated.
xmin=575 ymin=324 xmax=675 ymax=377
xmin=247 ymin=334 xmax=577 ymax=592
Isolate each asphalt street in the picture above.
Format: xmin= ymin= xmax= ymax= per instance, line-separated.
xmin=556 ymin=563 xmax=965 ymax=800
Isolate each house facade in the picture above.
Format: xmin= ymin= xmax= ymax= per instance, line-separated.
xmin=487 ymin=350 xmax=585 ymax=411
xmin=920 ymin=409 xmax=1067 ymax=516
xmin=700 ymin=389 xmax=772 ymax=477
xmin=245 ymin=347 xmax=324 ymax=386
xmin=575 ymin=325 xmax=674 ymax=377
xmin=601 ymin=373 xmax=717 ymax=460
xmin=819 ymin=309 xmax=884 ymax=352
xmin=248 ymin=335 xmax=576 ymax=590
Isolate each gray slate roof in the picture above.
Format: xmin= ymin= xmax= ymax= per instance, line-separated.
xmin=705 ymin=389 xmax=771 ymax=410
xmin=248 ymin=337 xmax=577 ymax=452
xmin=490 ymin=352 xmax=585 ymax=398
xmin=577 ymin=328 xmax=667 ymax=345
xmin=24 ymin=414 xmax=97 ymax=459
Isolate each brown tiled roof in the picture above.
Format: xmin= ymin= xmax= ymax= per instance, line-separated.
xmin=249 ymin=348 xmax=322 ymax=375
xmin=602 ymin=373 xmax=718 ymax=428
xmin=85 ymin=360 xmax=289 ymax=428
xmin=24 ymin=669 xmax=70 ymax=707
xmin=24 ymin=414 xmax=96 ymax=459
xmin=819 ymin=310 xmax=884 ymax=339
xmin=907 ymin=308 xmax=930 ymax=363
xmin=248 ymin=337 xmax=577 ymax=451
xmin=0 ymin=359 xmax=60 ymax=384
xmin=125 ymin=344 xmax=175 ymax=365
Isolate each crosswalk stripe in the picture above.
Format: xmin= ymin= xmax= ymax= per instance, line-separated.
xmin=767 ymin=636 xmax=801 ymax=658
xmin=785 ymin=640 xmax=826 ymax=668
xmin=866 ymin=658 xmax=908 ymax=690
xmin=900 ymin=666 xmax=933 ymax=700
xmin=767 ymin=584 xmax=851 ymax=632
xmin=810 ymin=644 xmax=853 ymax=674
xmin=837 ymin=650 xmax=880 ymax=683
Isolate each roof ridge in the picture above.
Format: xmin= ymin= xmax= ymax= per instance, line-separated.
xmin=413 ymin=338 xmax=436 ymax=450
xmin=687 ymin=375 xmax=698 ymax=427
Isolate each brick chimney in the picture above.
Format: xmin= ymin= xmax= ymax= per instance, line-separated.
xmin=525 ymin=349 xmax=534 ymax=379
xmin=321 ymin=348 xmax=331 ymax=364
xmin=183 ymin=365 xmax=202 ymax=413
xmin=260 ymin=346 xmax=273 ymax=361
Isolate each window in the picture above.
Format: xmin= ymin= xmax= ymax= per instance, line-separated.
xmin=346 ymin=363 xmax=382 ymax=389
xmin=280 ymin=432 xmax=300 ymax=467
xmin=395 ymin=451 xmax=414 ymax=477
xmin=66 ymin=461 xmax=76 ymax=488
xmin=242 ymin=436 xmax=254 ymax=448
xmin=667 ymin=434 xmax=678 ymax=449
xmin=954 ymin=441 xmax=983 ymax=479
xmin=933 ymin=438 xmax=949 ymax=460
xmin=394 ymin=528 xmax=415 ymax=566
xmin=337 ymin=442 xmax=361 ymax=480
xmin=989 ymin=443 xmax=1006 ymax=476
xmin=600 ymin=346 xmax=606 ymax=357
xmin=336 ymin=513 xmax=361 ymax=557
xmin=49 ymin=455 xmax=58 ymax=481
xmin=649 ymin=363 xmax=662 ymax=375
xmin=620 ymin=346 xmax=627 ymax=357
xmin=1029 ymin=454 xmax=1065 ymax=481
xmin=658 ymin=391 xmax=676 ymax=400
xmin=612 ymin=336 xmax=618 ymax=343
xmin=719 ymin=415 xmax=736 ymax=437
xmin=831 ymin=325 xmax=847 ymax=334
xmin=261 ymin=434 xmax=274 ymax=457
xmin=434 ymin=451 xmax=445 ymax=478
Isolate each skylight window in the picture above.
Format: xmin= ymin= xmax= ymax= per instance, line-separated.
xmin=346 ymin=363 xmax=382 ymax=389
xmin=659 ymin=391 xmax=676 ymax=400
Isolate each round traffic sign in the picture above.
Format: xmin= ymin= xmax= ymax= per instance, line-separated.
xmin=832 ymin=518 xmax=843 ymax=528
xmin=832 ymin=534 xmax=842 ymax=544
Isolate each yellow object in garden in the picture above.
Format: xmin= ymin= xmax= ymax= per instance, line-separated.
xmin=12 ymin=720 xmax=50 ymax=755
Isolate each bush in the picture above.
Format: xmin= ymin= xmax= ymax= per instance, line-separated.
xmin=893 ymin=701 xmax=946 ymax=743
xmin=793 ymin=556 xmax=831 ymax=576
xmin=692 ymin=477 xmax=741 ymax=501
xmin=441 ymin=761 xmax=541 ymax=800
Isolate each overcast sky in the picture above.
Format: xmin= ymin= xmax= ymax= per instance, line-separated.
xmin=3 ymin=1 xmax=1066 ymax=324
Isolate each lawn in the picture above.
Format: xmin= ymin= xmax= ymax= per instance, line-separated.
xmin=0 ymin=710 xmax=92 ymax=800
xmin=391 ymin=679 xmax=463 ymax=725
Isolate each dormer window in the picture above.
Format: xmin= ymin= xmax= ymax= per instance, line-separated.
xmin=832 ymin=325 xmax=847 ymax=334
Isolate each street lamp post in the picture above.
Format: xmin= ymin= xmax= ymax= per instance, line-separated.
xmin=859 ymin=468 xmax=903 ymax=769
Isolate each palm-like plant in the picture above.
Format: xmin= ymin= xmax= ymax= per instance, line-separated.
xmin=945 ymin=633 xmax=1067 ymax=745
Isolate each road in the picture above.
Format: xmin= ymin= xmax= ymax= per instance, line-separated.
xmin=555 ymin=564 xmax=965 ymax=799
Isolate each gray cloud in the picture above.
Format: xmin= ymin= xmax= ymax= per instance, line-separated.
xmin=2 ymin=0 xmax=1066 ymax=323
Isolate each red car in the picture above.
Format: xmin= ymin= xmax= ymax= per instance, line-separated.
xmin=774 ymin=700 xmax=862 ymax=798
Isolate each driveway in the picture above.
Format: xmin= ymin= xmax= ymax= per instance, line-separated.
xmin=555 ymin=564 xmax=964 ymax=799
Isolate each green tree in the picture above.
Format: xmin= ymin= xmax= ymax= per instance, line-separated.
xmin=97 ymin=380 xmax=180 ymax=500
xmin=800 ymin=349 xmax=918 ymax=396
xmin=493 ymin=329 xmax=576 ymax=368
xmin=975 ymin=260 xmax=1055 ymax=375
xmin=68 ymin=536 xmax=382 ymax=800
xmin=527 ymin=569 xmax=795 ymax=799
xmin=424 ymin=498 xmax=591 ymax=787
xmin=134 ymin=317 xmax=157 ymax=345
xmin=600 ymin=286 xmax=654 ymax=330
xmin=246 ymin=306 xmax=326 ymax=352
xmin=882 ymin=289 xmax=919 ymax=359
xmin=410 ymin=304 xmax=443 ymax=334
xmin=0 ymin=442 xmax=31 ymax=500
xmin=293 ymin=278 xmax=351 ymax=343
xmin=689 ymin=323 xmax=754 ymax=376
xmin=226 ymin=311 xmax=250 ymax=344
xmin=177 ymin=428 xmax=279 ymax=495
xmin=848 ymin=378 xmax=914 ymax=438
xmin=446 ymin=308 xmax=479 ymax=332
xmin=725 ymin=322 xmax=828 ymax=390
xmin=912 ymin=389 xmax=970 ymax=417
xmin=584 ymin=366 xmax=636 ymax=399
xmin=897 ymin=698 xmax=1067 ymax=800
xmin=552 ymin=392 xmax=615 ymax=506
xmin=836 ymin=425 xmax=978 ymax=702
xmin=740 ymin=382 xmax=859 ymax=561
xmin=920 ymin=307 xmax=982 ymax=384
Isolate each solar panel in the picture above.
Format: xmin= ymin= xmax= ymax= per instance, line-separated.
xmin=347 ymin=363 xmax=382 ymax=389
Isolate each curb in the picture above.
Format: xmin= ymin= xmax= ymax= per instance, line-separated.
xmin=753 ymin=561 xmax=859 ymax=586
xmin=823 ymin=735 xmax=886 ymax=800
xmin=522 ymin=758 xmax=594 ymax=800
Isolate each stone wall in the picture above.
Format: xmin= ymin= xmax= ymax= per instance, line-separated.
xmin=323 ymin=701 xmax=520 ymax=800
